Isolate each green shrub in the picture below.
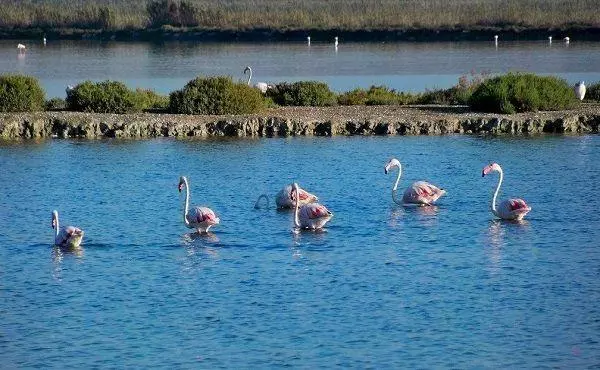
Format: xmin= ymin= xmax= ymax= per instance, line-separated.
xmin=66 ymin=80 xmax=144 ymax=113
xmin=338 ymin=85 xmax=418 ymax=106
xmin=0 ymin=74 xmax=45 ymax=112
xmin=419 ymin=72 xmax=487 ymax=105
xmin=267 ymin=81 xmax=337 ymax=107
xmin=469 ymin=73 xmax=578 ymax=114
xmin=584 ymin=82 xmax=600 ymax=102
xmin=134 ymin=88 xmax=169 ymax=111
xmin=169 ymin=76 xmax=266 ymax=114
xmin=45 ymin=97 xmax=66 ymax=111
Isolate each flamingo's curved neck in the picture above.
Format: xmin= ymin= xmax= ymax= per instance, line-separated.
xmin=391 ymin=164 xmax=403 ymax=205
xmin=254 ymin=194 xmax=269 ymax=209
xmin=53 ymin=214 xmax=59 ymax=238
xmin=183 ymin=178 xmax=191 ymax=227
xmin=491 ymin=168 xmax=503 ymax=217
xmin=246 ymin=68 xmax=252 ymax=85
xmin=293 ymin=187 xmax=300 ymax=227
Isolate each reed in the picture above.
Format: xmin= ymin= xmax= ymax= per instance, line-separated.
xmin=1 ymin=0 xmax=598 ymax=32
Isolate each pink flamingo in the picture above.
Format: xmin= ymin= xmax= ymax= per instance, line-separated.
xmin=482 ymin=163 xmax=531 ymax=220
xmin=384 ymin=158 xmax=446 ymax=206
xmin=292 ymin=183 xmax=333 ymax=229
xmin=179 ymin=176 xmax=220 ymax=233
xmin=255 ymin=183 xmax=318 ymax=209
xmin=51 ymin=210 xmax=84 ymax=248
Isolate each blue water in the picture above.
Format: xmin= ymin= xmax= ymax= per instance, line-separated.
xmin=1 ymin=136 xmax=599 ymax=367
xmin=1 ymin=40 xmax=600 ymax=98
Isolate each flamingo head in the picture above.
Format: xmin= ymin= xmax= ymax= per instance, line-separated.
xmin=51 ymin=210 xmax=58 ymax=229
xmin=243 ymin=66 xmax=251 ymax=74
xmin=482 ymin=163 xmax=501 ymax=177
xmin=178 ymin=176 xmax=187 ymax=192
xmin=384 ymin=158 xmax=401 ymax=174
xmin=291 ymin=182 xmax=299 ymax=192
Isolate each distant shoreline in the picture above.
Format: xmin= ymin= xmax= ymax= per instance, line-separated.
xmin=3 ymin=27 xmax=600 ymax=42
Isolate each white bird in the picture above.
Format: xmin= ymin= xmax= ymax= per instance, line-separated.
xmin=334 ymin=36 xmax=339 ymax=48
xmin=548 ymin=36 xmax=552 ymax=44
xmin=17 ymin=43 xmax=26 ymax=52
xmin=292 ymin=183 xmax=332 ymax=230
xmin=178 ymin=176 xmax=220 ymax=233
xmin=494 ymin=35 xmax=498 ymax=42
xmin=384 ymin=158 xmax=446 ymax=206
xmin=482 ymin=163 xmax=531 ymax=221
xmin=243 ymin=66 xmax=270 ymax=93
xmin=564 ymin=36 xmax=570 ymax=44
xmin=575 ymin=81 xmax=586 ymax=101
xmin=307 ymin=36 xmax=311 ymax=45
xmin=43 ymin=36 xmax=47 ymax=45
xmin=52 ymin=210 xmax=84 ymax=248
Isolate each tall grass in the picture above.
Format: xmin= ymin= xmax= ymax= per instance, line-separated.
xmin=0 ymin=0 xmax=598 ymax=32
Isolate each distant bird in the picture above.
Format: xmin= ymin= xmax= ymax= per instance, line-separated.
xmin=334 ymin=36 xmax=339 ymax=48
xmin=52 ymin=210 xmax=84 ymax=248
xmin=292 ymin=183 xmax=332 ymax=230
xmin=564 ymin=36 xmax=570 ymax=44
xmin=178 ymin=176 xmax=220 ymax=233
xmin=307 ymin=36 xmax=311 ymax=46
xmin=494 ymin=35 xmax=498 ymax=42
xmin=575 ymin=81 xmax=586 ymax=101
xmin=482 ymin=163 xmax=531 ymax=221
xmin=384 ymin=158 xmax=446 ymax=206
xmin=244 ymin=66 xmax=270 ymax=93
xmin=548 ymin=36 xmax=552 ymax=44
xmin=43 ymin=36 xmax=47 ymax=45
xmin=17 ymin=43 xmax=26 ymax=52
xmin=66 ymin=85 xmax=75 ymax=94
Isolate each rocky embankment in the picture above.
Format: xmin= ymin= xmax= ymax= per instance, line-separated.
xmin=1 ymin=105 xmax=599 ymax=139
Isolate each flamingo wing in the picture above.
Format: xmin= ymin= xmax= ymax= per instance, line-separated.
xmin=189 ymin=206 xmax=219 ymax=225
xmin=498 ymin=198 xmax=531 ymax=219
xmin=404 ymin=181 xmax=446 ymax=204
xmin=55 ymin=226 xmax=83 ymax=246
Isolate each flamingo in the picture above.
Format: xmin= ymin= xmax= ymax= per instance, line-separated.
xmin=384 ymin=158 xmax=446 ymax=206
xmin=494 ymin=35 xmax=498 ymax=44
xmin=482 ymin=163 xmax=531 ymax=220
xmin=334 ymin=36 xmax=339 ymax=47
xmin=548 ymin=36 xmax=552 ymax=44
xmin=292 ymin=183 xmax=332 ymax=230
xmin=244 ymin=66 xmax=270 ymax=93
xmin=254 ymin=183 xmax=319 ymax=209
xmin=564 ymin=37 xmax=570 ymax=44
xmin=307 ymin=36 xmax=311 ymax=45
xmin=52 ymin=210 xmax=84 ymax=248
xmin=17 ymin=43 xmax=26 ymax=52
xmin=178 ymin=176 xmax=220 ymax=233
xmin=575 ymin=81 xmax=586 ymax=101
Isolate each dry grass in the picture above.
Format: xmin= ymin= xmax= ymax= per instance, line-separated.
xmin=0 ymin=0 xmax=598 ymax=31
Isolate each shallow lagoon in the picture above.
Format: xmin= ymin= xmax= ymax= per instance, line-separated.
xmin=1 ymin=136 xmax=599 ymax=367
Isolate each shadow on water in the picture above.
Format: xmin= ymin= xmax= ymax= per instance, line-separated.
xmin=388 ymin=204 xmax=441 ymax=228
xmin=484 ymin=218 xmax=531 ymax=274
xmin=51 ymin=244 xmax=84 ymax=281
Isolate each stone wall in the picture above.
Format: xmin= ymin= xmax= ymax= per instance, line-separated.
xmin=1 ymin=106 xmax=599 ymax=139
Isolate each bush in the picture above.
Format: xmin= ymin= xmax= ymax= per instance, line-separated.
xmin=0 ymin=74 xmax=45 ymax=112
xmin=419 ymin=72 xmax=487 ymax=105
xmin=66 ymin=80 xmax=144 ymax=113
xmin=338 ymin=85 xmax=418 ymax=106
xmin=469 ymin=73 xmax=578 ymax=114
xmin=169 ymin=76 xmax=266 ymax=114
xmin=585 ymin=82 xmax=600 ymax=102
xmin=45 ymin=97 xmax=66 ymax=111
xmin=267 ymin=81 xmax=337 ymax=106
xmin=134 ymin=88 xmax=169 ymax=111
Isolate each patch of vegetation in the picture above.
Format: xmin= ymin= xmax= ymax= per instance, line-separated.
xmin=267 ymin=81 xmax=337 ymax=107
xmin=134 ymin=88 xmax=169 ymax=112
xmin=419 ymin=72 xmax=488 ymax=105
xmin=338 ymin=85 xmax=418 ymax=105
xmin=45 ymin=97 xmax=66 ymax=111
xmin=169 ymin=76 xmax=266 ymax=114
xmin=0 ymin=74 xmax=45 ymax=112
xmin=66 ymin=80 xmax=159 ymax=113
xmin=584 ymin=82 xmax=600 ymax=102
xmin=468 ymin=73 xmax=578 ymax=114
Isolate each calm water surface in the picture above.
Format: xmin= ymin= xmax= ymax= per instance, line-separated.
xmin=1 ymin=136 xmax=599 ymax=367
xmin=1 ymin=40 xmax=600 ymax=97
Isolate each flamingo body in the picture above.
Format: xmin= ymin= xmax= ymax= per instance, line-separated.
xmin=385 ymin=158 xmax=446 ymax=206
xmin=244 ymin=66 xmax=271 ymax=93
xmin=292 ymin=183 xmax=332 ymax=229
xmin=575 ymin=81 xmax=586 ymax=101
xmin=276 ymin=183 xmax=318 ymax=209
xmin=52 ymin=210 xmax=84 ymax=248
xmin=482 ymin=163 xmax=531 ymax=221
xmin=179 ymin=176 xmax=219 ymax=233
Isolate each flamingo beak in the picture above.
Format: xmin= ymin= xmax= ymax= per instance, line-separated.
xmin=384 ymin=168 xmax=388 ymax=174
xmin=178 ymin=183 xmax=183 ymax=192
